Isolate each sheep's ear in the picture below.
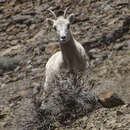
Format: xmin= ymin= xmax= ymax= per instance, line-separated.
xmin=67 ymin=14 xmax=75 ymax=23
xmin=46 ymin=18 xmax=55 ymax=25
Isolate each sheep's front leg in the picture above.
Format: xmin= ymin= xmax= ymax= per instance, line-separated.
xmin=44 ymin=70 xmax=56 ymax=92
xmin=44 ymin=77 xmax=48 ymax=92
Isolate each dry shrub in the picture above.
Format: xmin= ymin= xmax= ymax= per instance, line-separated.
xmin=40 ymin=71 xmax=100 ymax=128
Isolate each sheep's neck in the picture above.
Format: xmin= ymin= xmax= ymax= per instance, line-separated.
xmin=60 ymin=31 xmax=83 ymax=71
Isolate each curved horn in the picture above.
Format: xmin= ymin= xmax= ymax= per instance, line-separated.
xmin=64 ymin=7 xmax=70 ymax=18
xmin=48 ymin=9 xmax=57 ymax=19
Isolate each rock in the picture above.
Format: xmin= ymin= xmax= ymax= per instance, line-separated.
xmin=0 ymin=14 xmax=3 ymax=19
xmin=0 ymin=112 xmax=6 ymax=119
xmin=22 ymin=9 xmax=36 ymax=16
xmin=76 ymin=15 xmax=89 ymax=22
xmin=18 ymin=88 xmax=33 ymax=98
xmin=0 ymin=0 xmax=6 ymax=4
xmin=116 ymin=111 xmax=124 ymax=116
xmin=32 ymin=82 xmax=41 ymax=95
xmin=10 ymin=40 xmax=19 ymax=46
xmin=116 ymin=0 xmax=128 ymax=7
xmin=0 ymin=56 xmax=22 ymax=73
xmin=1 ymin=83 xmax=6 ymax=88
xmin=12 ymin=15 xmax=32 ymax=24
xmin=27 ymin=30 xmax=46 ymax=43
xmin=24 ymin=18 xmax=35 ymax=25
xmin=0 ymin=69 xmax=3 ymax=75
xmin=104 ymin=5 xmax=113 ymax=12
xmin=113 ymin=42 xmax=128 ymax=50
xmin=108 ymin=18 xmax=119 ymax=26
xmin=35 ymin=4 xmax=49 ymax=13
xmin=126 ymin=40 xmax=130 ymax=49
xmin=90 ymin=53 xmax=108 ymax=60
xmin=106 ymin=0 xmax=113 ymax=4
xmin=0 ymin=45 xmax=22 ymax=56
xmin=98 ymin=92 xmax=125 ymax=108
xmin=129 ymin=0 xmax=130 ymax=9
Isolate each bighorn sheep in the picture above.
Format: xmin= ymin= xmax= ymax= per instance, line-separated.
xmin=44 ymin=8 xmax=87 ymax=91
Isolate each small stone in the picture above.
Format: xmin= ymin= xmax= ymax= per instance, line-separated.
xmin=29 ymin=24 xmax=36 ymax=30
xmin=1 ymin=83 xmax=6 ymax=88
xmin=7 ymin=35 xmax=15 ymax=40
xmin=10 ymin=40 xmax=19 ymax=45
xmin=14 ymin=66 xmax=21 ymax=72
xmin=129 ymin=0 xmax=130 ymax=9
xmin=18 ymin=89 xmax=33 ymax=98
xmin=106 ymin=0 xmax=113 ymax=4
xmin=116 ymin=111 xmax=124 ymax=116
xmin=126 ymin=40 xmax=130 ymax=49
xmin=104 ymin=5 xmax=113 ymax=12
xmin=32 ymin=82 xmax=41 ymax=95
xmin=99 ymin=92 xmax=125 ymax=108
xmin=0 ymin=69 xmax=4 ymax=75
xmin=113 ymin=43 xmax=126 ymax=50
xmin=27 ymin=60 xmax=32 ymax=64
xmin=26 ymin=65 xmax=32 ymax=70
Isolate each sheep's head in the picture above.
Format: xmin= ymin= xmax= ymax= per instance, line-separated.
xmin=47 ymin=7 xmax=75 ymax=43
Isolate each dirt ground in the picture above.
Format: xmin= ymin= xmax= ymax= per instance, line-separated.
xmin=0 ymin=0 xmax=130 ymax=130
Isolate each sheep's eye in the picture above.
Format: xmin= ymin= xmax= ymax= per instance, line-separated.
xmin=67 ymin=24 xmax=70 ymax=29
xmin=53 ymin=26 xmax=57 ymax=30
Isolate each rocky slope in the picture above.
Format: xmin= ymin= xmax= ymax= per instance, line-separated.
xmin=0 ymin=0 xmax=130 ymax=130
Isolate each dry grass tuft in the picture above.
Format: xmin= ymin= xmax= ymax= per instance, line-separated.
xmin=40 ymin=71 xmax=99 ymax=128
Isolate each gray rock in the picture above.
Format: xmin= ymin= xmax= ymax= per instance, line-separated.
xmin=0 ymin=56 xmax=22 ymax=73
xmin=104 ymin=5 xmax=113 ymax=12
xmin=0 ymin=0 xmax=6 ymax=4
xmin=12 ymin=15 xmax=32 ymax=24
xmin=99 ymin=92 xmax=125 ymax=108
xmin=126 ymin=40 xmax=130 ymax=49
xmin=113 ymin=42 xmax=128 ymax=50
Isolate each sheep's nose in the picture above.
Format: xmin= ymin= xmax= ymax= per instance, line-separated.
xmin=61 ymin=36 xmax=66 ymax=40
